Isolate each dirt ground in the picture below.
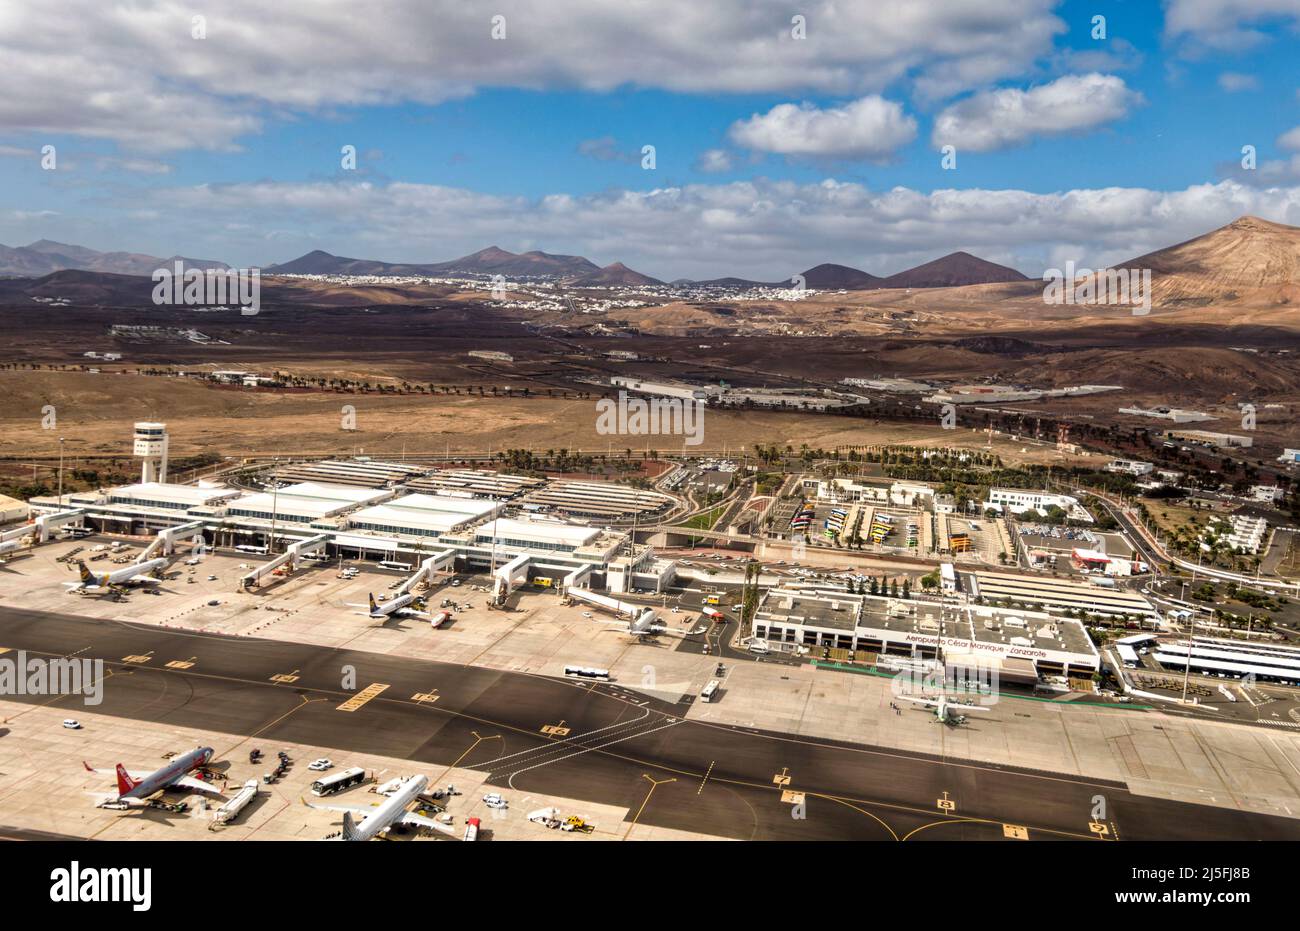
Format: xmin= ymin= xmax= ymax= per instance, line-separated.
xmin=0 ymin=370 xmax=1094 ymax=467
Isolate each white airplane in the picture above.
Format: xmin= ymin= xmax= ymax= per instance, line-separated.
xmin=304 ymin=774 xmax=456 ymax=841
xmin=347 ymin=592 xmax=438 ymax=624
xmin=899 ymin=693 xmax=990 ymax=726
xmin=66 ymin=557 xmax=168 ymax=593
xmin=597 ymin=608 xmax=690 ymax=641
xmin=83 ymin=746 xmax=222 ymax=807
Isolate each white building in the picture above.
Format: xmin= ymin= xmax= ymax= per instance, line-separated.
xmin=985 ymin=488 xmax=1088 ymax=521
xmin=1105 ymin=459 xmax=1154 ymax=476
xmin=1250 ymin=485 xmax=1284 ymax=503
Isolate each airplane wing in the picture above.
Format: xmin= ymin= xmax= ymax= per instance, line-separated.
xmin=127 ymin=575 xmax=163 ymax=586
xmin=396 ymin=608 xmax=434 ymax=621
xmin=83 ymin=764 xmax=155 ymax=780
xmin=397 ymin=810 xmax=458 ymax=838
xmin=947 ymin=701 xmax=990 ymax=712
xmin=898 ymin=695 xmax=941 ymax=708
xmin=301 ymin=798 xmax=381 ymax=816
xmin=172 ymin=775 xmax=225 ymax=795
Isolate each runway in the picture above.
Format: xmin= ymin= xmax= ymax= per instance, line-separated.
xmin=2 ymin=606 xmax=1298 ymax=841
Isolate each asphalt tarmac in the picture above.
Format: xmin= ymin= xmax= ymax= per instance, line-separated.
xmin=3 ymin=606 xmax=1298 ymax=841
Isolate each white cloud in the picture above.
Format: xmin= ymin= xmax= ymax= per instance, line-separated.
xmin=1218 ymin=71 xmax=1259 ymax=91
xmin=932 ymin=73 xmax=1143 ymax=152
xmin=728 ymin=97 xmax=917 ymax=159
xmin=1278 ymin=126 xmax=1300 ymax=150
xmin=1165 ymin=0 xmax=1300 ymax=51
xmin=695 ymin=149 xmax=734 ymax=173
xmin=0 ymin=0 xmax=1065 ymax=150
xmin=79 ymin=176 xmax=1300 ymax=282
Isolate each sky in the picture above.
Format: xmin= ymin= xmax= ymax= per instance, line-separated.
xmin=0 ymin=0 xmax=1298 ymax=280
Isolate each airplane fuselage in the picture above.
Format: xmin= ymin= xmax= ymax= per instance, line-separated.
xmin=346 ymin=774 xmax=429 ymax=841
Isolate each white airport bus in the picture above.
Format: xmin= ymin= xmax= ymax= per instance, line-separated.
xmin=378 ymin=559 xmax=412 ymax=571
xmin=563 ymin=665 xmax=611 ymax=681
xmin=699 ymin=679 xmax=721 ymax=703
xmin=310 ymin=766 xmax=367 ymax=796
xmin=235 ymin=544 xmax=268 ymax=556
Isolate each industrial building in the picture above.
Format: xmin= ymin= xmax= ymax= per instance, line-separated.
xmin=405 ymin=469 xmax=545 ymax=500
xmin=272 ymin=459 xmax=426 ymax=488
xmin=519 ymin=480 xmax=674 ymax=522
xmin=751 ymin=588 xmax=1100 ymax=680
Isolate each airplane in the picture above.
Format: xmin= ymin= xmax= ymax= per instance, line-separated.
xmin=597 ymin=608 xmax=695 ymax=641
xmin=65 ymin=557 xmax=168 ymax=593
xmin=303 ymin=774 xmax=457 ymax=841
xmin=346 ymin=592 xmax=442 ymax=626
xmin=899 ymin=693 xmax=991 ymax=726
xmin=83 ymin=746 xmax=222 ymax=807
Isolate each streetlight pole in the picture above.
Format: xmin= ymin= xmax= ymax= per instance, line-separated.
xmin=1180 ymin=608 xmax=1196 ymax=705
xmin=57 ymin=436 xmax=65 ymax=508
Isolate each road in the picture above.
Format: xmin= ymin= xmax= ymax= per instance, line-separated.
xmin=2 ymin=606 xmax=1298 ymax=841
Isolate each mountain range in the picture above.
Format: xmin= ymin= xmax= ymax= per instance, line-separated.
xmin=0 ymin=239 xmax=228 ymax=278
xmin=4 ymin=217 xmax=1296 ymax=302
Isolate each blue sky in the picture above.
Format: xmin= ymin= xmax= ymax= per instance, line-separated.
xmin=1 ymin=0 xmax=1298 ymax=279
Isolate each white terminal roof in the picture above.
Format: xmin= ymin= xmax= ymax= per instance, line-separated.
xmin=109 ymin=482 xmax=236 ymax=506
xmin=384 ymin=493 xmax=500 ymax=519
xmin=229 ymin=482 xmax=389 ymax=519
xmin=476 ymin=517 xmax=601 ymax=548
xmin=349 ymin=494 xmax=501 ymax=535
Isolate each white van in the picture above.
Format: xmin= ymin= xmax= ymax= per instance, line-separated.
xmin=747 ymin=639 xmax=771 ymax=655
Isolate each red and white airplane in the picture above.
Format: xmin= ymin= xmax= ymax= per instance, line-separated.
xmin=83 ymin=746 xmax=222 ymax=807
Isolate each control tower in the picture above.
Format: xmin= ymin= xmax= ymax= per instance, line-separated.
xmin=133 ymin=422 xmax=169 ymax=483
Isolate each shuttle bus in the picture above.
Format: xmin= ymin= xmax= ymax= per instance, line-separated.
xmin=378 ymin=559 xmax=411 ymax=571
xmin=310 ymin=766 xmax=367 ymax=796
xmin=563 ymin=665 xmax=611 ymax=681
xmin=700 ymin=679 xmax=721 ymax=703
xmin=235 ymin=544 xmax=268 ymax=556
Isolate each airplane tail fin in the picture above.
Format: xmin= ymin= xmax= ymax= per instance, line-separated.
xmin=77 ymin=560 xmax=94 ymax=584
xmin=115 ymin=764 xmax=139 ymax=797
xmin=368 ymin=593 xmax=378 ymax=613
xmin=341 ymin=810 xmax=360 ymax=841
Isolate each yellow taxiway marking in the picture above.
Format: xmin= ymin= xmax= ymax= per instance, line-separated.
xmin=937 ymin=791 xmax=956 ymax=812
xmin=1003 ymin=824 xmax=1029 ymax=840
xmin=411 ymin=692 xmax=440 ymax=703
xmin=541 ymin=720 xmax=571 ymax=736
xmin=1089 ymin=820 xmax=1110 ymax=836
xmin=165 ymin=657 xmax=196 ymax=670
xmin=772 ymin=767 xmax=791 ymax=787
xmin=337 ymin=682 xmax=389 ymax=712
xmin=624 ymin=774 xmax=675 ymax=840
xmin=0 ymin=647 xmax=10 ymax=654
xmin=122 ymin=654 xmax=152 ymax=664
xmin=269 ymin=669 xmax=300 ymax=683
xmin=781 ymin=790 xmax=805 ymax=805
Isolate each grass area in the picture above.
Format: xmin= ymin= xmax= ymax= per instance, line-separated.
xmin=677 ymin=505 xmax=728 ymax=531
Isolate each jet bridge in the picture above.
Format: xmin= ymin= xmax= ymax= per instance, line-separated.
xmin=238 ymin=533 xmax=331 ymax=589
xmin=138 ymin=520 xmax=206 ymax=561
xmin=490 ymin=553 xmax=530 ymax=606
xmin=395 ymin=549 xmax=457 ymax=596
xmin=565 ymin=586 xmax=655 ymax=627
xmin=34 ymin=509 xmax=84 ymax=543
xmin=560 ymin=563 xmax=595 ymax=595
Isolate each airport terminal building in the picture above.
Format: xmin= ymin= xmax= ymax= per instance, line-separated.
xmin=752 ymin=588 xmax=1101 ymax=681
